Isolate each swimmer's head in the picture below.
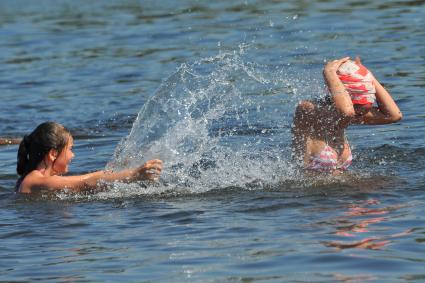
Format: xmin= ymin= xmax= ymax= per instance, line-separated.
xmin=337 ymin=59 xmax=376 ymax=106
xmin=17 ymin=122 xmax=72 ymax=177
xmin=354 ymin=103 xmax=373 ymax=116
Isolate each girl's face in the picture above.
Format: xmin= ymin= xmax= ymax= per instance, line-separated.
xmin=53 ymin=136 xmax=74 ymax=175
xmin=354 ymin=103 xmax=373 ymax=116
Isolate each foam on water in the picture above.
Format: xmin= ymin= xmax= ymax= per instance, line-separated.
xmin=52 ymin=49 xmax=401 ymax=201
xmin=100 ymin=49 xmax=305 ymax=195
xmin=57 ymin=48 xmax=329 ymax=200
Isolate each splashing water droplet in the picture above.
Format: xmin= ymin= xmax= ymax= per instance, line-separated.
xmin=97 ymin=50 xmax=319 ymax=197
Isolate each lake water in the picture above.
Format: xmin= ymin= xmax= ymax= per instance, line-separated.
xmin=0 ymin=0 xmax=424 ymax=282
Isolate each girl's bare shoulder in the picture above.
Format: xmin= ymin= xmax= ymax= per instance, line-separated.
xmin=18 ymin=170 xmax=47 ymax=193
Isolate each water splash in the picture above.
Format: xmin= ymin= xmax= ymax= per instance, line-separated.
xmin=102 ymin=49 xmax=313 ymax=196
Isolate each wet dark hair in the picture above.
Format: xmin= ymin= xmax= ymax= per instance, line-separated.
xmin=16 ymin=122 xmax=71 ymax=179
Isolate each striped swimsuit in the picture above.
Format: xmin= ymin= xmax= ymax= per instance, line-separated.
xmin=307 ymin=144 xmax=352 ymax=172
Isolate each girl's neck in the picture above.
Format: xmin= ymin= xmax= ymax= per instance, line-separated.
xmin=36 ymin=161 xmax=56 ymax=176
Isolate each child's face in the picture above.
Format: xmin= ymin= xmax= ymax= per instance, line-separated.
xmin=354 ymin=103 xmax=373 ymax=116
xmin=53 ymin=136 xmax=74 ymax=175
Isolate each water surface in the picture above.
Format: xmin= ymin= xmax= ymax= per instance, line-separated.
xmin=0 ymin=0 xmax=424 ymax=282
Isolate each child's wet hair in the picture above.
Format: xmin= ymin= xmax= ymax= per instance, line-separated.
xmin=17 ymin=122 xmax=71 ymax=178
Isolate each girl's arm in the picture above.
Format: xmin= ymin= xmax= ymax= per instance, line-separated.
xmin=353 ymin=77 xmax=402 ymax=125
xmin=323 ymin=57 xmax=356 ymax=120
xmin=292 ymin=101 xmax=314 ymax=168
xmin=22 ymin=159 xmax=163 ymax=193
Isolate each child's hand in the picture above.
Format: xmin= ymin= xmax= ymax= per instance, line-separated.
xmin=323 ymin=57 xmax=350 ymax=74
xmin=137 ymin=159 xmax=163 ymax=181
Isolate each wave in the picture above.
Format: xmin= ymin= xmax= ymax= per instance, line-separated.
xmin=30 ymin=172 xmax=400 ymax=202
xmin=355 ymin=144 xmax=425 ymax=170
xmin=101 ymin=49 xmax=307 ymax=196
xmin=13 ymin=49 xmax=415 ymax=201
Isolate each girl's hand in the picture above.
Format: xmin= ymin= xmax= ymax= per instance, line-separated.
xmin=323 ymin=57 xmax=350 ymax=75
xmin=136 ymin=159 xmax=163 ymax=181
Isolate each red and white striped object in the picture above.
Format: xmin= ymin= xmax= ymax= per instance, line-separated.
xmin=337 ymin=60 xmax=376 ymax=105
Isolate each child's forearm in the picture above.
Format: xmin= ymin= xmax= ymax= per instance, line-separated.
xmin=374 ymin=79 xmax=402 ymax=121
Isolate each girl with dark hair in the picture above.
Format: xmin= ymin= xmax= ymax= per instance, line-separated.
xmin=16 ymin=121 xmax=163 ymax=193
xmin=292 ymin=57 xmax=402 ymax=174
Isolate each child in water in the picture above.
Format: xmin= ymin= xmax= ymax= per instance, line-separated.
xmin=16 ymin=121 xmax=163 ymax=193
xmin=292 ymin=57 xmax=402 ymax=174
